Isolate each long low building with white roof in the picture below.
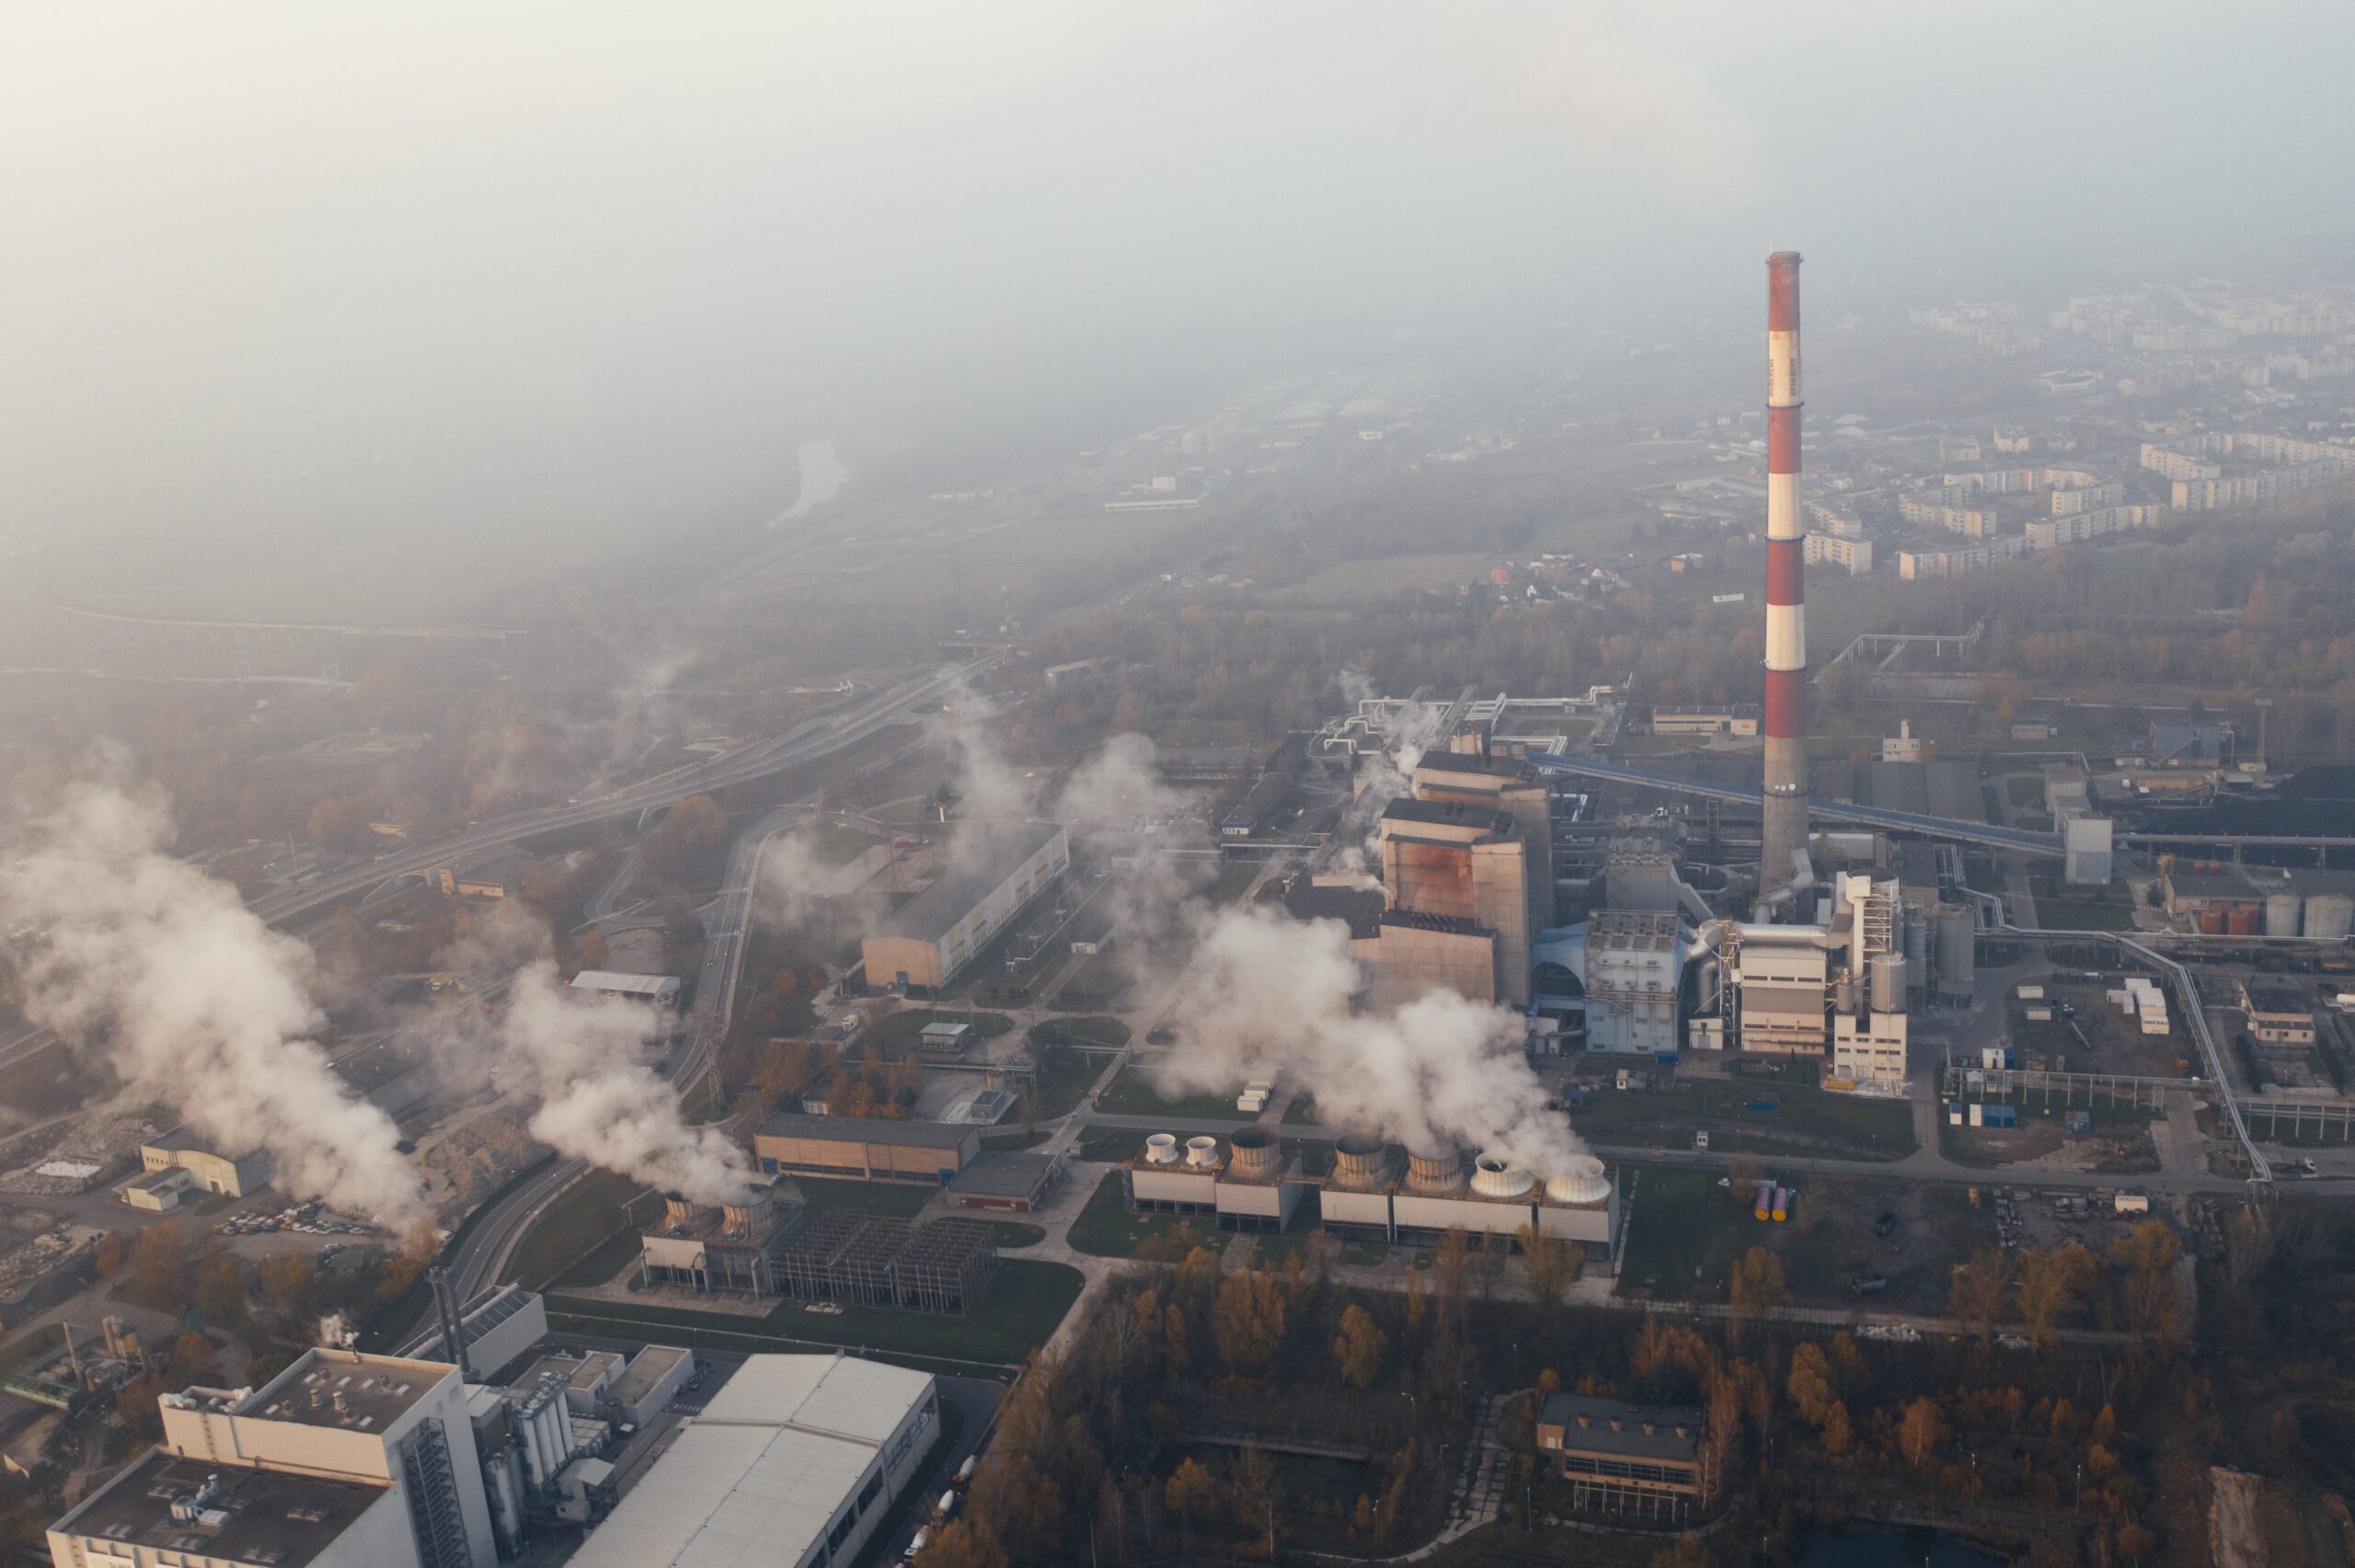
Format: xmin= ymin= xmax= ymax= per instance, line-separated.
xmin=566 ymin=1353 xmax=939 ymax=1568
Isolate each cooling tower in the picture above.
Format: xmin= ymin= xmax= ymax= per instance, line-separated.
xmin=1405 ymin=1143 xmax=1466 ymax=1195
xmin=1228 ymin=1126 xmax=1282 ymax=1179
xmin=1469 ymin=1153 xmax=1536 ymax=1199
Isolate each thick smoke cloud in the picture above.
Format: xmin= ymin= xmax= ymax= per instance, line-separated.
xmin=498 ymin=961 xmax=757 ymax=1205
xmin=0 ymin=778 xmax=427 ymax=1227
xmin=1156 ymin=906 xmax=1585 ymax=1173
xmin=1330 ymin=670 xmax=1446 ymax=875
xmin=751 ymin=822 xmax=886 ymax=940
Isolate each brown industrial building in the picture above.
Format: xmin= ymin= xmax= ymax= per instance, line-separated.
xmin=859 ymin=822 xmax=1069 ymax=991
xmin=946 ymin=1151 xmax=1061 ymax=1213
xmin=754 ymin=1114 xmax=980 ymax=1185
xmin=1534 ymin=1394 xmax=1706 ymax=1520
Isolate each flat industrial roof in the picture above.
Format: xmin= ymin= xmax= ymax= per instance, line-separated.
xmin=611 ymin=1345 xmax=694 ymax=1408
xmin=875 ymin=822 xmax=1065 ymax=944
xmin=567 ymin=1355 xmax=935 ymax=1568
xmin=230 ymin=1349 xmax=449 ymax=1432
xmin=1381 ymin=797 xmax=1512 ymax=834
xmin=948 ymin=1151 xmax=1057 ymax=1198
xmin=757 ymin=1113 xmax=977 ymax=1150
xmin=52 ymin=1450 xmax=389 ymax=1568
xmin=569 ymin=970 xmax=683 ymax=994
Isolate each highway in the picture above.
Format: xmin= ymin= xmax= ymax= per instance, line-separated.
xmin=0 ymin=651 xmax=991 ymax=1074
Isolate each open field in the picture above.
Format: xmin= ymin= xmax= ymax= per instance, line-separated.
xmin=1567 ymin=1075 xmax=1915 ymax=1160
xmin=1619 ymin=1167 xmax=1997 ymax=1312
xmin=1067 ymin=1170 xmax=1203 ymax=1259
xmin=500 ymin=1169 xmax=652 ymax=1288
xmin=1097 ymin=1061 xmax=1251 ymax=1120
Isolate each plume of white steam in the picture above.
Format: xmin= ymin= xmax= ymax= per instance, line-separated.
xmin=935 ymin=691 xmax=1040 ymax=851
xmin=0 ymin=780 xmax=427 ymax=1227
xmin=752 ymin=824 xmax=885 ymax=939
xmin=1157 ymin=905 xmax=1584 ymax=1173
xmin=499 ymin=961 xmax=756 ymax=1204
xmin=1331 ymin=671 xmax=1447 ymax=875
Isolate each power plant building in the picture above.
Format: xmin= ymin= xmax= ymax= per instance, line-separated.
xmin=47 ymin=1348 xmax=500 ymax=1568
xmin=566 ymin=1355 xmax=939 ymax=1568
xmin=754 ymin=1113 xmax=981 ymax=1185
xmin=1534 ymin=1394 xmax=1707 ymax=1519
xmin=860 ymin=821 xmax=1069 ymax=991
xmin=638 ymin=1187 xmax=800 ymax=1296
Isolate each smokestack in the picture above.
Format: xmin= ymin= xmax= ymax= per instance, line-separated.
xmin=1759 ymin=249 xmax=1809 ymax=902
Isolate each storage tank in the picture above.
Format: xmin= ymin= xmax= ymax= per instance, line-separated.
xmin=1771 ymin=1186 xmax=1790 ymax=1223
xmin=2267 ymin=893 xmax=2303 ymax=938
xmin=1936 ymin=906 xmax=1977 ymax=997
xmin=1331 ymin=1134 xmax=1387 ymax=1188
xmin=1832 ymin=973 xmax=1861 ymax=1014
xmin=1904 ymin=913 xmax=1930 ymax=970
xmin=1405 ymin=1143 xmax=1465 ymax=1195
xmin=1227 ymin=1126 xmax=1281 ymax=1178
xmin=2198 ymin=907 xmax=2227 ymax=934
xmin=2226 ymin=904 xmax=2258 ymax=936
xmin=2306 ymin=894 xmax=2355 ymax=941
xmin=1753 ymin=1182 xmax=1773 ymax=1221
xmin=1870 ymin=953 xmax=1907 ymax=1013
xmin=1469 ymin=1153 xmax=1536 ymax=1199
xmin=1183 ymin=1136 xmax=1223 ymax=1171
xmin=1543 ymin=1156 xmax=1612 ymax=1207
xmin=1143 ymin=1133 xmax=1180 ymax=1165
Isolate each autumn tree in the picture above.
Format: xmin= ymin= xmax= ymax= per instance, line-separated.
xmin=1899 ymin=1397 xmax=1951 ymax=1472
xmin=1948 ymin=1247 xmax=2016 ymax=1345
xmin=1333 ymin=1304 xmax=1388 ymax=1390
xmin=1164 ymin=1458 xmax=1221 ymax=1528
xmin=171 ymin=1332 xmax=220 ymax=1384
xmin=1211 ymin=1272 xmax=1287 ymax=1377
xmin=2016 ymin=1243 xmax=2096 ymax=1350
xmin=1517 ymin=1222 xmax=1572 ymax=1313
xmin=1727 ymin=1246 xmax=1788 ymax=1338
xmin=914 ymin=1518 xmax=1007 ymax=1568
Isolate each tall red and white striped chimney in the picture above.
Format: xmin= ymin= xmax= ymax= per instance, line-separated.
xmin=1759 ymin=250 xmax=1809 ymax=901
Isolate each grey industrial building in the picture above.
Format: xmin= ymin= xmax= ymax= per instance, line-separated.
xmin=860 ymin=822 xmax=1069 ymax=991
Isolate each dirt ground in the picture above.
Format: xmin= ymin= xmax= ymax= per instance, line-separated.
xmin=2004 ymin=976 xmax=2199 ymax=1080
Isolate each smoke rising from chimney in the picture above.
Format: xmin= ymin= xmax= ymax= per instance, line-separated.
xmin=1156 ymin=904 xmax=1586 ymax=1173
xmin=497 ymin=960 xmax=757 ymax=1206
xmin=0 ymin=774 xmax=427 ymax=1228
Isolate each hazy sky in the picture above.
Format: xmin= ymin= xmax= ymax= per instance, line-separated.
xmin=4 ymin=3 xmax=2349 ymax=610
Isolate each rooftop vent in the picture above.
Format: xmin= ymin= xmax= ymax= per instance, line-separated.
xmin=1470 ymin=1154 xmax=1535 ymax=1199
xmin=1143 ymin=1133 xmax=1180 ymax=1166
xmin=1183 ymin=1136 xmax=1223 ymax=1171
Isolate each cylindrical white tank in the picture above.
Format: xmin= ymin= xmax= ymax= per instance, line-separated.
xmin=1183 ymin=1136 xmax=1222 ymax=1170
xmin=2267 ymin=892 xmax=2303 ymax=938
xmin=1143 ymin=1133 xmax=1180 ymax=1164
xmin=1870 ymin=953 xmax=1906 ymax=1013
xmin=2304 ymin=894 xmax=2352 ymax=941
xmin=1832 ymin=974 xmax=1861 ymax=1014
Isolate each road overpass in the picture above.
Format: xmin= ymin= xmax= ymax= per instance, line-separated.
xmin=1526 ymin=754 xmax=2062 ymax=854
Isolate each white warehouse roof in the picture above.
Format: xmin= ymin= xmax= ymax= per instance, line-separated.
xmin=568 ymin=970 xmax=681 ymax=998
xmin=567 ymin=1354 xmax=934 ymax=1568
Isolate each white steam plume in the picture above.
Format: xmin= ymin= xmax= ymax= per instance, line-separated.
xmin=752 ymin=823 xmax=886 ymax=940
xmin=1505 ymin=6 xmax=1760 ymax=207
xmin=499 ymin=960 xmax=756 ymax=1205
xmin=1331 ymin=671 xmax=1447 ymax=876
xmin=1 ymin=779 xmax=427 ymax=1227
xmin=1157 ymin=905 xmax=1584 ymax=1173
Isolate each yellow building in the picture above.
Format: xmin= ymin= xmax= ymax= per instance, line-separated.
xmin=860 ymin=823 xmax=1068 ymax=991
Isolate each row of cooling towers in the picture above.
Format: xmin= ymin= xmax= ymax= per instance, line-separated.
xmin=1139 ymin=1127 xmax=1613 ymax=1209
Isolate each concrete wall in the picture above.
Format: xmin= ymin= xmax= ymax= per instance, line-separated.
xmin=1351 ymin=923 xmax=1496 ymax=1009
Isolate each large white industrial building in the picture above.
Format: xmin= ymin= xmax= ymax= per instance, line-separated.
xmin=567 ymin=1354 xmax=938 ymax=1568
xmin=49 ymin=1349 xmax=499 ymax=1568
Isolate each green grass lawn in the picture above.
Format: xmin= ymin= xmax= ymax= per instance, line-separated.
xmin=1034 ymin=1014 xmax=1132 ymax=1049
xmin=1199 ymin=862 xmax=1261 ymax=907
xmin=990 ymin=1223 xmax=1048 ymax=1249
xmin=1570 ymin=1079 xmax=1914 ymax=1159
xmin=552 ymin=1226 xmax=645 ymax=1290
xmin=1251 ymin=1231 xmax=1307 ymax=1270
xmin=1617 ymin=1167 xmax=1754 ymax=1301
xmin=784 ymin=1176 xmax=941 ymax=1217
xmin=803 ymin=821 xmax=883 ymax=866
xmin=1097 ymin=1062 xmax=1247 ymax=1120
xmin=501 ymin=1169 xmax=653 ymax=1288
xmin=1066 ymin=1170 xmax=1204 ymax=1258
xmin=868 ymin=1008 xmax=1017 ymax=1047
xmin=1339 ymin=1241 xmax=1389 ymax=1267
xmin=544 ymin=1258 xmax=1084 ymax=1371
